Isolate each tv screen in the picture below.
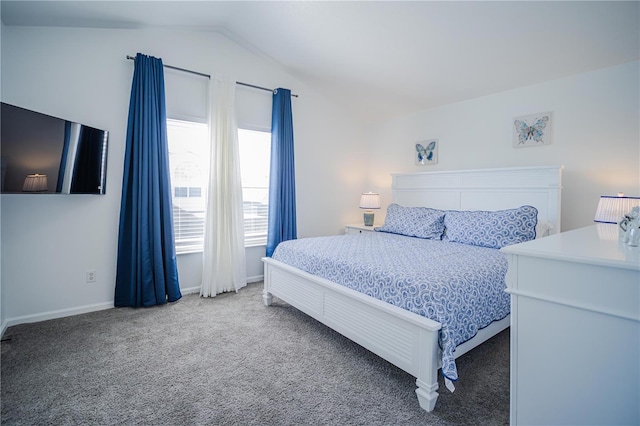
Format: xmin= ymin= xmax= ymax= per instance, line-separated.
xmin=1 ymin=102 xmax=108 ymax=194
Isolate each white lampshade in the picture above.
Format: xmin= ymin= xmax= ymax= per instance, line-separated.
xmin=594 ymin=195 xmax=640 ymax=224
xmin=22 ymin=174 xmax=48 ymax=192
xmin=359 ymin=192 xmax=380 ymax=210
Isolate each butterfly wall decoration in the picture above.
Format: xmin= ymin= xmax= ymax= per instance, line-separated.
xmin=513 ymin=112 xmax=553 ymax=147
xmin=415 ymin=139 xmax=438 ymax=165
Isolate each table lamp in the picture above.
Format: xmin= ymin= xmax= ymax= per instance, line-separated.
xmin=359 ymin=192 xmax=380 ymax=226
xmin=594 ymin=194 xmax=640 ymax=224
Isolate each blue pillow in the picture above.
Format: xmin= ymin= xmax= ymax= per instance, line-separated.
xmin=375 ymin=204 xmax=445 ymax=239
xmin=443 ymin=205 xmax=538 ymax=249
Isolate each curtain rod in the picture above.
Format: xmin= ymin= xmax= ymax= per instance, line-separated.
xmin=126 ymin=55 xmax=298 ymax=97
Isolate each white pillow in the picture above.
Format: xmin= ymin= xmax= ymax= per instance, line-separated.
xmin=536 ymin=221 xmax=552 ymax=238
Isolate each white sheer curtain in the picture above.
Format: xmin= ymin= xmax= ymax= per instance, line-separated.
xmin=201 ymin=75 xmax=247 ymax=297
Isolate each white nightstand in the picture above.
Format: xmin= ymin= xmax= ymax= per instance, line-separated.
xmin=345 ymin=223 xmax=379 ymax=235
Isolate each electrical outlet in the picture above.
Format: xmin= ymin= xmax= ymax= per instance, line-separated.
xmin=86 ymin=270 xmax=96 ymax=283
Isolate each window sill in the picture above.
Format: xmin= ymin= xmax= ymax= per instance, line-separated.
xmin=245 ymin=242 xmax=267 ymax=248
xmin=176 ymin=243 xmax=265 ymax=256
xmin=176 ymin=248 xmax=203 ymax=256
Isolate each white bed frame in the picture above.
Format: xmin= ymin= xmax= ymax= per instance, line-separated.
xmin=262 ymin=166 xmax=562 ymax=412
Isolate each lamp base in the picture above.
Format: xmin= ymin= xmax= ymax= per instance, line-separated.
xmin=363 ymin=211 xmax=375 ymax=227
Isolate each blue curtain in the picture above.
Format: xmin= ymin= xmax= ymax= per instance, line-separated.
xmin=115 ymin=53 xmax=181 ymax=307
xmin=266 ymin=88 xmax=297 ymax=257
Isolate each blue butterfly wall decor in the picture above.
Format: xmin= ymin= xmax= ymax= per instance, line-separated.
xmin=513 ymin=112 xmax=552 ymax=147
xmin=416 ymin=140 xmax=437 ymax=164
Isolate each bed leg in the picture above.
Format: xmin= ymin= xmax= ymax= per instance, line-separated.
xmin=415 ymin=328 xmax=440 ymax=412
xmin=263 ymin=289 xmax=273 ymax=306
xmin=415 ymin=378 xmax=439 ymax=412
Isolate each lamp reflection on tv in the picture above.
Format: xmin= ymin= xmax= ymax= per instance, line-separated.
xmin=22 ymin=174 xmax=48 ymax=192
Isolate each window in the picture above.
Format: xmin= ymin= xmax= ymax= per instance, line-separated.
xmin=166 ymin=119 xmax=208 ymax=253
xmin=238 ymin=128 xmax=271 ymax=246
xmin=167 ymin=122 xmax=270 ymax=252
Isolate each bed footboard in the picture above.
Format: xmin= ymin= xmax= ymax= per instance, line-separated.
xmin=263 ymin=257 xmax=442 ymax=412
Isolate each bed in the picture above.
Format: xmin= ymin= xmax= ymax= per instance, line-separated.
xmin=262 ymin=166 xmax=562 ymax=412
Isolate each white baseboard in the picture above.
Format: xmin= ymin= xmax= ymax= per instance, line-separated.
xmin=180 ymin=275 xmax=263 ymax=296
xmin=180 ymin=286 xmax=201 ymax=295
xmin=0 ymin=274 xmax=264 ymax=337
xmin=2 ymin=301 xmax=114 ymax=336
xmin=247 ymin=274 xmax=264 ymax=284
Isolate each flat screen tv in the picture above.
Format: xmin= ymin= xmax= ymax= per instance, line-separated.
xmin=1 ymin=102 xmax=108 ymax=194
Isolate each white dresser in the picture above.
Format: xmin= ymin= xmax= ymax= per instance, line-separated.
xmin=501 ymin=225 xmax=639 ymax=426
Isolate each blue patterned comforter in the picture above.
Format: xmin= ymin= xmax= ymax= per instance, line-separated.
xmin=272 ymin=232 xmax=510 ymax=381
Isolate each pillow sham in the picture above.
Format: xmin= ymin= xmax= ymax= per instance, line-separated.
xmin=375 ymin=203 xmax=445 ymax=239
xmin=443 ymin=205 xmax=538 ymax=249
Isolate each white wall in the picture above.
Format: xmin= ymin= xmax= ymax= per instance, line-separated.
xmin=367 ymin=61 xmax=640 ymax=232
xmin=4 ymin=24 xmax=637 ymax=332
xmin=0 ymin=26 xmax=367 ymax=330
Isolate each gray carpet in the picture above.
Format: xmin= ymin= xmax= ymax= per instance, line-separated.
xmin=1 ymin=282 xmax=509 ymax=425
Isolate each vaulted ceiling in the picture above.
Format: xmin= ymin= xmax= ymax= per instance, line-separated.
xmin=2 ymin=1 xmax=639 ymax=123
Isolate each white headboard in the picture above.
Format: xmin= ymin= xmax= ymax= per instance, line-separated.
xmin=392 ymin=166 xmax=563 ymax=235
